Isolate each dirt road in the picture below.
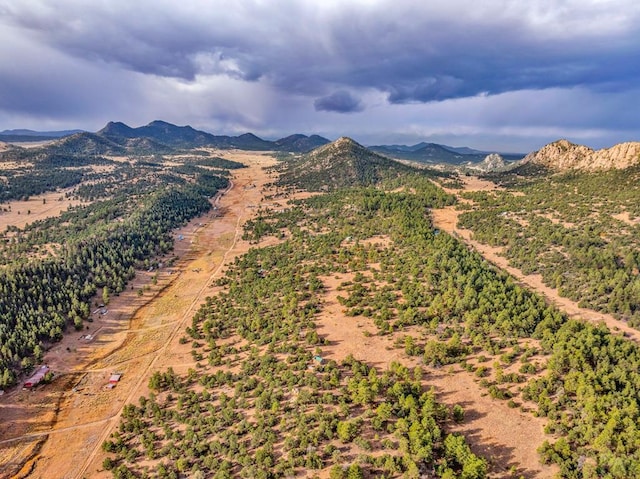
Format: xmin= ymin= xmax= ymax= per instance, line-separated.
xmin=431 ymin=178 xmax=640 ymax=343
xmin=0 ymin=152 xmax=276 ymax=479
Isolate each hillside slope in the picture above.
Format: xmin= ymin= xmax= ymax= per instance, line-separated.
xmin=278 ymin=137 xmax=413 ymax=190
xmin=46 ymin=132 xmax=128 ymax=156
xmin=524 ymin=139 xmax=640 ymax=171
xmin=371 ymin=142 xmax=524 ymax=165
xmin=46 ymin=132 xmax=176 ymax=155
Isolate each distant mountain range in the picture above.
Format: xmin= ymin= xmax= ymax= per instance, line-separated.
xmin=78 ymin=120 xmax=330 ymax=154
xmin=0 ymin=129 xmax=84 ymax=142
xmin=369 ymin=142 xmax=525 ymax=165
xmin=370 ymin=142 xmax=485 ymax=155
xmin=0 ymin=121 xmax=528 ymax=166
xmin=3 ymin=120 xmax=638 ymax=174
xmin=1 ymin=121 xmax=332 ymax=154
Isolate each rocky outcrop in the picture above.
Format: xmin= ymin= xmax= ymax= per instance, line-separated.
xmin=524 ymin=139 xmax=640 ymax=171
xmin=464 ymin=153 xmax=508 ymax=172
xmin=479 ymin=153 xmax=506 ymax=170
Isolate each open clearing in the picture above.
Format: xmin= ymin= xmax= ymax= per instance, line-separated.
xmin=0 ymin=188 xmax=85 ymax=230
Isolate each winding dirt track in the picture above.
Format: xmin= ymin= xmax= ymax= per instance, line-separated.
xmin=430 ymin=177 xmax=640 ymax=343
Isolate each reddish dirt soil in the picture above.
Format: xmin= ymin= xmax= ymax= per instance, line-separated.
xmin=431 ymin=176 xmax=640 ymax=344
xmin=315 ymin=271 xmax=556 ymax=478
xmin=0 ymin=151 xmax=277 ymax=479
xmin=613 ymin=211 xmax=639 ymax=226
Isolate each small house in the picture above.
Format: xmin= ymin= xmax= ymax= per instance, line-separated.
xmin=109 ymin=373 xmax=122 ymax=384
xmin=24 ymin=365 xmax=50 ymax=388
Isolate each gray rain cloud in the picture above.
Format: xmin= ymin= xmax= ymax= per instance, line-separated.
xmin=1 ymin=0 xmax=639 ymax=150
xmin=314 ymin=91 xmax=363 ymax=113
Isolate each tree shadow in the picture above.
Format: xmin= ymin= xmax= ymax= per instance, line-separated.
xmin=430 ymin=389 xmax=545 ymax=478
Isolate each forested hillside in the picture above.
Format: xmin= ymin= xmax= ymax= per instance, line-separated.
xmin=277 ymin=137 xmax=421 ymax=191
xmin=0 ymin=150 xmax=244 ymax=388
xmin=458 ymin=166 xmax=640 ymax=327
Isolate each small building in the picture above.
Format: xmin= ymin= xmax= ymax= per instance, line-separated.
xmin=24 ymin=365 xmax=50 ymax=388
xmin=109 ymin=373 xmax=122 ymax=384
xmin=313 ymin=356 xmax=324 ymax=365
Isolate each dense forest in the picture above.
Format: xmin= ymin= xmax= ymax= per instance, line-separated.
xmin=0 ymin=149 xmax=244 ymax=388
xmin=457 ymin=166 xmax=640 ymax=327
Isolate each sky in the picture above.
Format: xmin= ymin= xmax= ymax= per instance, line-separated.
xmin=1 ymin=0 xmax=639 ymax=152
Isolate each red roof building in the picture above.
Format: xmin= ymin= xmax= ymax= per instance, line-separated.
xmin=24 ymin=365 xmax=50 ymax=388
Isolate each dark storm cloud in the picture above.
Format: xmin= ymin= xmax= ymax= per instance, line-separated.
xmin=1 ymin=1 xmax=639 ymax=149
xmin=314 ymin=91 xmax=363 ymax=113
xmin=3 ymin=1 xmax=640 ymax=104
xmin=0 ymin=2 xmax=264 ymax=80
xmin=0 ymin=24 xmax=147 ymax=121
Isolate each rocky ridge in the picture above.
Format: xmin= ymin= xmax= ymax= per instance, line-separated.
xmin=480 ymin=153 xmax=506 ymax=169
xmin=525 ymin=139 xmax=640 ymax=171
